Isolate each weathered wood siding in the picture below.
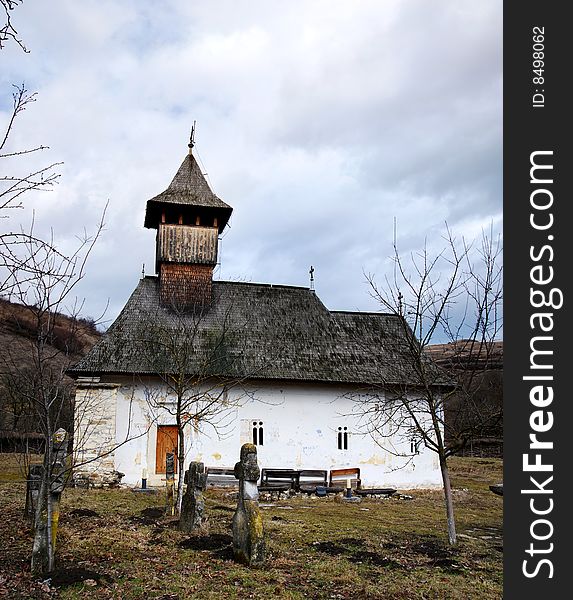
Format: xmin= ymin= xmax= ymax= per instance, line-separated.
xmin=157 ymin=224 xmax=218 ymax=265
xmin=159 ymin=263 xmax=213 ymax=308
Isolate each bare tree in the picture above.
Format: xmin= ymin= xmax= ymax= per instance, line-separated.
xmin=355 ymin=226 xmax=502 ymax=545
xmin=138 ymin=295 xmax=256 ymax=516
xmin=1 ymin=211 xmax=106 ymax=574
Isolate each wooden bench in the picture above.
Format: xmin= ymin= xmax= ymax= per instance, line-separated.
xmin=258 ymin=468 xmax=299 ymax=494
xmin=205 ymin=466 xmax=237 ymax=487
xmin=355 ymin=488 xmax=396 ymax=498
xmin=329 ymin=468 xmax=362 ymax=492
xmin=298 ymin=469 xmax=328 ymax=494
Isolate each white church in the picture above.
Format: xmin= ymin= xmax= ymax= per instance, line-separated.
xmin=70 ymin=140 xmax=444 ymax=490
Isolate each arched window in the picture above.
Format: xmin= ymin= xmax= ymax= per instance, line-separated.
xmin=337 ymin=426 xmax=349 ymax=450
xmin=252 ymin=421 xmax=264 ymax=446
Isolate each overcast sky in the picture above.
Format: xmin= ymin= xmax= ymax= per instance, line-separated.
xmin=1 ymin=0 xmax=502 ymax=328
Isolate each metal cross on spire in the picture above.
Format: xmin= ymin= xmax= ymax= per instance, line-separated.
xmin=188 ymin=120 xmax=196 ymax=153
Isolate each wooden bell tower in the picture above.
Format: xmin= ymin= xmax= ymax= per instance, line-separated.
xmin=144 ymin=138 xmax=232 ymax=309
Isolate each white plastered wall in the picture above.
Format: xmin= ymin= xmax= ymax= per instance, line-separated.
xmin=108 ymin=378 xmax=442 ymax=489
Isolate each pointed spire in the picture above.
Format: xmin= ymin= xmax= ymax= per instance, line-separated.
xmin=144 ymin=144 xmax=233 ymax=231
xmin=144 ymin=132 xmax=233 ymax=232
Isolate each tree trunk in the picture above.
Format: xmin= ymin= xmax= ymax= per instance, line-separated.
xmin=439 ymin=454 xmax=457 ymax=545
xmin=176 ymin=426 xmax=185 ymax=515
xmin=31 ymin=474 xmax=49 ymax=576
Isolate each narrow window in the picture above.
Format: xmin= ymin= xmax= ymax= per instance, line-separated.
xmin=252 ymin=421 xmax=264 ymax=446
xmin=410 ymin=439 xmax=420 ymax=455
xmin=337 ymin=426 xmax=349 ymax=450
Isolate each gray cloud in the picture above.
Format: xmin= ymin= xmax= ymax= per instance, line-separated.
xmin=1 ymin=0 xmax=502 ymax=326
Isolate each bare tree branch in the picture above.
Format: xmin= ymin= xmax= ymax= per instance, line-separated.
xmin=0 ymin=0 xmax=27 ymax=52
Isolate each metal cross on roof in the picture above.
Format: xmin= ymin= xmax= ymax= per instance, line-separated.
xmin=309 ymin=265 xmax=315 ymax=291
xmin=188 ymin=120 xmax=196 ymax=151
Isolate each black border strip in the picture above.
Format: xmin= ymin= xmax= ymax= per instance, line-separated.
xmin=504 ymin=2 xmax=572 ymax=595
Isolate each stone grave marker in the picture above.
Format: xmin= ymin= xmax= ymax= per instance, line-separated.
xmin=180 ymin=461 xmax=208 ymax=532
xmin=232 ymin=443 xmax=265 ymax=565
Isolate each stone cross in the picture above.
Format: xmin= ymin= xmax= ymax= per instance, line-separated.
xmin=232 ymin=443 xmax=265 ymax=565
xmin=179 ymin=461 xmax=208 ymax=532
xmin=165 ymin=452 xmax=175 ymax=516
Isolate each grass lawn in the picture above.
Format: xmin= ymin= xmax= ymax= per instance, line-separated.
xmin=0 ymin=455 xmax=502 ymax=599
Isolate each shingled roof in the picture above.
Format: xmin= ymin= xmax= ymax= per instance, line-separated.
xmin=70 ymin=278 xmax=446 ymax=387
xmin=144 ymin=153 xmax=232 ymax=230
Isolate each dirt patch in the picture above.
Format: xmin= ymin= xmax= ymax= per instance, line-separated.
xmin=431 ymin=558 xmax=466 ymax=573
xmin=312 ymin=538 xmax=401 ymax=569
xmin=178 ymin=533 xmax=234 ymax=560
xmin=311 ymin=535 xmax=469 ymax=572
xmin=141 ymin=507 xmax=165 ymax=519
xmin=179 ymin=533 xmax=232 ymax=551
xmin=350 ymin=550 xmax=400 ymax=568
xmin=312 ymin=538 xmax=364 ymax=555
xmin=381 ymin=535 xmax=469 ymax=573
xmin=409 ymin=537 xmax=452 ymax=561
xmin=47 ymin=567 xmax=112 ymax=587
xmin=128 ymin=506 xmax=166 ymax=525
xmin=68 ymin=508 xmax=100 ymax=518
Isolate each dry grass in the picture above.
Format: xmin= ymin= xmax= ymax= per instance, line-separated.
xmin=0 ymin=456 xmax=503 ymax=599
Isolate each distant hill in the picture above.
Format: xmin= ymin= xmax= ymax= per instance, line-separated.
xmin=425 ymin=340 xmax=503 ymax=370
xmin=0 ymin=297 xmax=101 ymax=450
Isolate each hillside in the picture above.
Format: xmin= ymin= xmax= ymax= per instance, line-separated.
xmin=0 ymin=297 xmax=101 ymax=449
xmin=425 ymin=340 xmax=503 ymax=370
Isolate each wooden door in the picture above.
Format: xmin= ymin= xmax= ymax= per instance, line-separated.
xmin=156 ymin=425 xmax=178 ymax=474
